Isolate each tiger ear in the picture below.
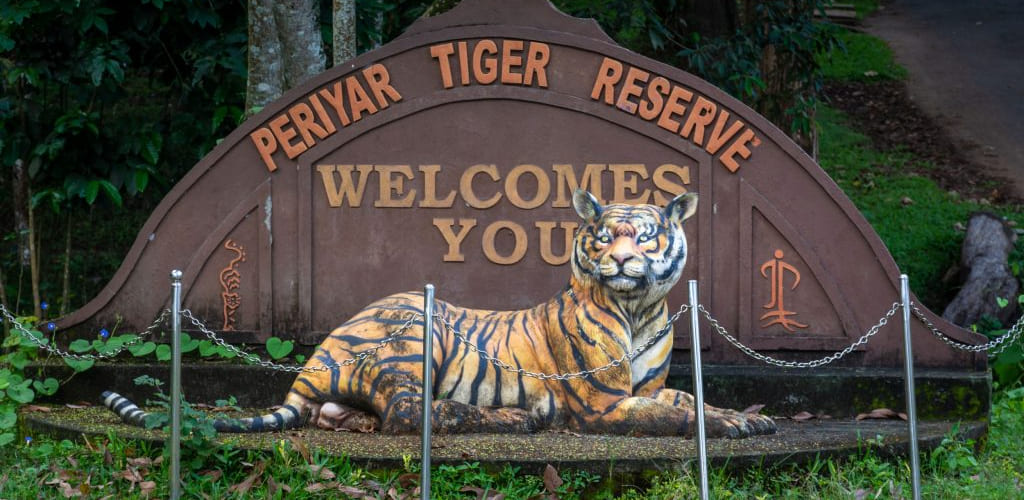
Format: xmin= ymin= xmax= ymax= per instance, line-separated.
xmin=665 ymin=192 xmax=698 ymax=224
xmin=572 ymin=189 xmax=603 ymax=222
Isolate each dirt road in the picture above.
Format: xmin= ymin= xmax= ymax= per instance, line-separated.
xmin=866 ymin=0 xmax=1024 ymax=198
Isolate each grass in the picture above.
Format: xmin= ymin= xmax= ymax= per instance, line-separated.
xmin=816 ymin=105 xmax=1024 ymax=308
xmin=818 ymin=29 xmax=908 ymax=81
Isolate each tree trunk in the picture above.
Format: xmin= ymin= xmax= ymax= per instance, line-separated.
xmin=942 ymin=213 xmax=1020 ymax=327
xmin=12 ymin=159 xmax=30 ymax=268
xmin=246 ymin=0 xmax=284 ymax=115
xmin=275 ymin=0 xmax=326 ymax=89
xmin=27 ymin=184 xmax=40 ymax=319
xmin=332 ymin=0 xmax=357 ymax=66
xmin=61 ymin=212 xmax=72 ymax=316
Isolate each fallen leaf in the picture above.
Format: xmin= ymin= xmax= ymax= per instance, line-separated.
xmin=336 ymin=484 xmax=367 ymax=496
xmin=742 ymin=404 xmax=766 ymax=414
xmin=287 ymin=434 xmax=311 ymax=464
xmin=309 ymin=464 xmax=336 ymax=481
xmin=900 ymin=196 xmax=914 ymax=206
xmin=792 ymin=411 xmax=816 ymax=421
xmin=397 ymin=473 xmax=419 ymax=489
xmin=462 ymin=486 xmax=507 ymax=500
xmin=543 ymin=464 xmax=563 ymax=494
xmin=127 ymin=457 xmax=154 ymax=468
xmin=24 ymin=404 xmax=53 ymax=412
xmin=228 ymin=461 xmax=266 ymax=494
xmin=139 ymin=481 xmax=156 ymax=497
xmin=855 ymin=408 xmax=906 ymax=421
xmin=200 ymin=470 xmax=223 ymax=482
xmin=304 ymin=482 xmax=337 ymax=493
xmin=65 ymin=402 xmax=91 ymax=409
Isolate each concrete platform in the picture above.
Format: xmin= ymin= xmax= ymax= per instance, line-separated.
xmin=22 ymin=405 xmax=986 ymax=477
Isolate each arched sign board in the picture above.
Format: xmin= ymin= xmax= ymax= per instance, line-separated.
xmin=62 ymin=0 xmax=984 ymax=377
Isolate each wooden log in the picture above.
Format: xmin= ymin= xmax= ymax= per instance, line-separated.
xmin=942 ymin=212 xmax=1019 ymax=327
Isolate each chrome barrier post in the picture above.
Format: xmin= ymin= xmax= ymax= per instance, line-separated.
xmin=688 ymin=280 xmax=710 ymax=500
xmin=900 ymin=275 xmax=921 ymax=500
xmin=421 ymin=284 xmax=435 ymax=499
xmin=170 ymin=270 xmax=183 ymax=499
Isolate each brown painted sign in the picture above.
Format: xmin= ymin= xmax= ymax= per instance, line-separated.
xmin=61 ymin=0 xmax=985 ymax=371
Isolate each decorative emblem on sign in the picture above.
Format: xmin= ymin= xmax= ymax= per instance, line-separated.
xmin=219 ymin=240 xmax=246 ymax=331
xmin=760 ymin=249 xmax=808 ymax=332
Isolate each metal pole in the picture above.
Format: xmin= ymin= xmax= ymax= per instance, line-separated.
xmin=900 ymin=275 xmax=921 ymax=500
xmin=688 ymin=280 xmax=710 ymax=500
xmin=421 ymin=284 xmax=435 ymax=500
xmin=170 ymin=270 xmax=183 ymax=499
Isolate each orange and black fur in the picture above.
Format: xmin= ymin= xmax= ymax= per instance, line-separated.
xmin=104 ymin=190 xmax=775 ymax=438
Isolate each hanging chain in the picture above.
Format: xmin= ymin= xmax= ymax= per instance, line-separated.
xmin=0 ymin=304 xmax=169 ymax=361
xmin=180 ymin=308 xmax=420 ymax=373
xmin=6 ymin=293 xmax=1020 ymax=372
xmin=432 ymin=303 xmax=690 ymax=381
xmin=911 ymin=303 xmax=1024 ymax=355
xmin=700 ymin=302 xmax=903 ymax=368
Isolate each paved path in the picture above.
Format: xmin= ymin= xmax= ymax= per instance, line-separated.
xmin=866 ymin=0 xmax=1024 ymax=197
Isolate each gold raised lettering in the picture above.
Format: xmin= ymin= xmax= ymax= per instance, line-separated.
xmin=482 ymin=220 xmax=528 ymax=265
xmin=418 ymin=165 xmax=456 ymax=208
xmin=608 ymin=164 xmax=650 ymax=204
xmin=652 ymin=164 xmax=690 ymax=205
xmin=552 ymin=163 xmax=606 ymax=207
xmin=433 ymin=218 xmax=477 ymax=262
xmin=374 ymin=165 xmax=416 ymax=208
xmin=317 ymin=164 xmax=374 ymax=207
xmin=460 ymin=164 xmax=502 ymax=209
xmin=505 ymin=164 xmax=551 ymax=209
xmin=536 ymin=221 xmax=578 ymax=265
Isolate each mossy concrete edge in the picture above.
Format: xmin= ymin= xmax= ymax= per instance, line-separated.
xmin=22 ymin=406 xmax=987 ymax=478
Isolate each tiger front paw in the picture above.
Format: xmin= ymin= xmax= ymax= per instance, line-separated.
xmin=703 ymin=409 xmax=776 ymax=439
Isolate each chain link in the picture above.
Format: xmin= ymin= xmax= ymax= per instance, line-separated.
xmin=432 ymin=304 xmax=690 ymax=381
xmin=6 ymin=293 xmax=1021 ymax=374
xmin=911 ymin=303 xmax=1024 ymax=355
xmin=0 ymin=303 xmax=169 ymax=361
xmin=180 ymin=308 xmax=420 ymax=373
xmin=700 ymin=302 xmax=903 ymax=368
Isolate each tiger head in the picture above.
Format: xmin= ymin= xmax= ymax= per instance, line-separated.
xmin=571 ymin=189 xmax=698 ymax=303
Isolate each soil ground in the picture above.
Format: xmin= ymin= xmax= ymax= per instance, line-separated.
xmin=824 ymin=80 xmax=1019 ymax=205
xmin=842 ymin=0 xmax=1024 ymax=203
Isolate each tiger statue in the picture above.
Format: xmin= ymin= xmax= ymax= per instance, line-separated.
xmin=103 ymin=189 xmax=776 ymax=438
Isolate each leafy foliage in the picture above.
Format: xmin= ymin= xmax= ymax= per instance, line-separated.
xmin=132 ymin=374 xmax=235 ymax=472
xmin=0 ymin=0 xmax=247 ymax=313
xmin=0 ymin=316 xmax=59 ymax=447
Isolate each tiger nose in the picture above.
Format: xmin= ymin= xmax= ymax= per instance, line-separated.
xmin=609 ymin=239 xmax=636 ymax=264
